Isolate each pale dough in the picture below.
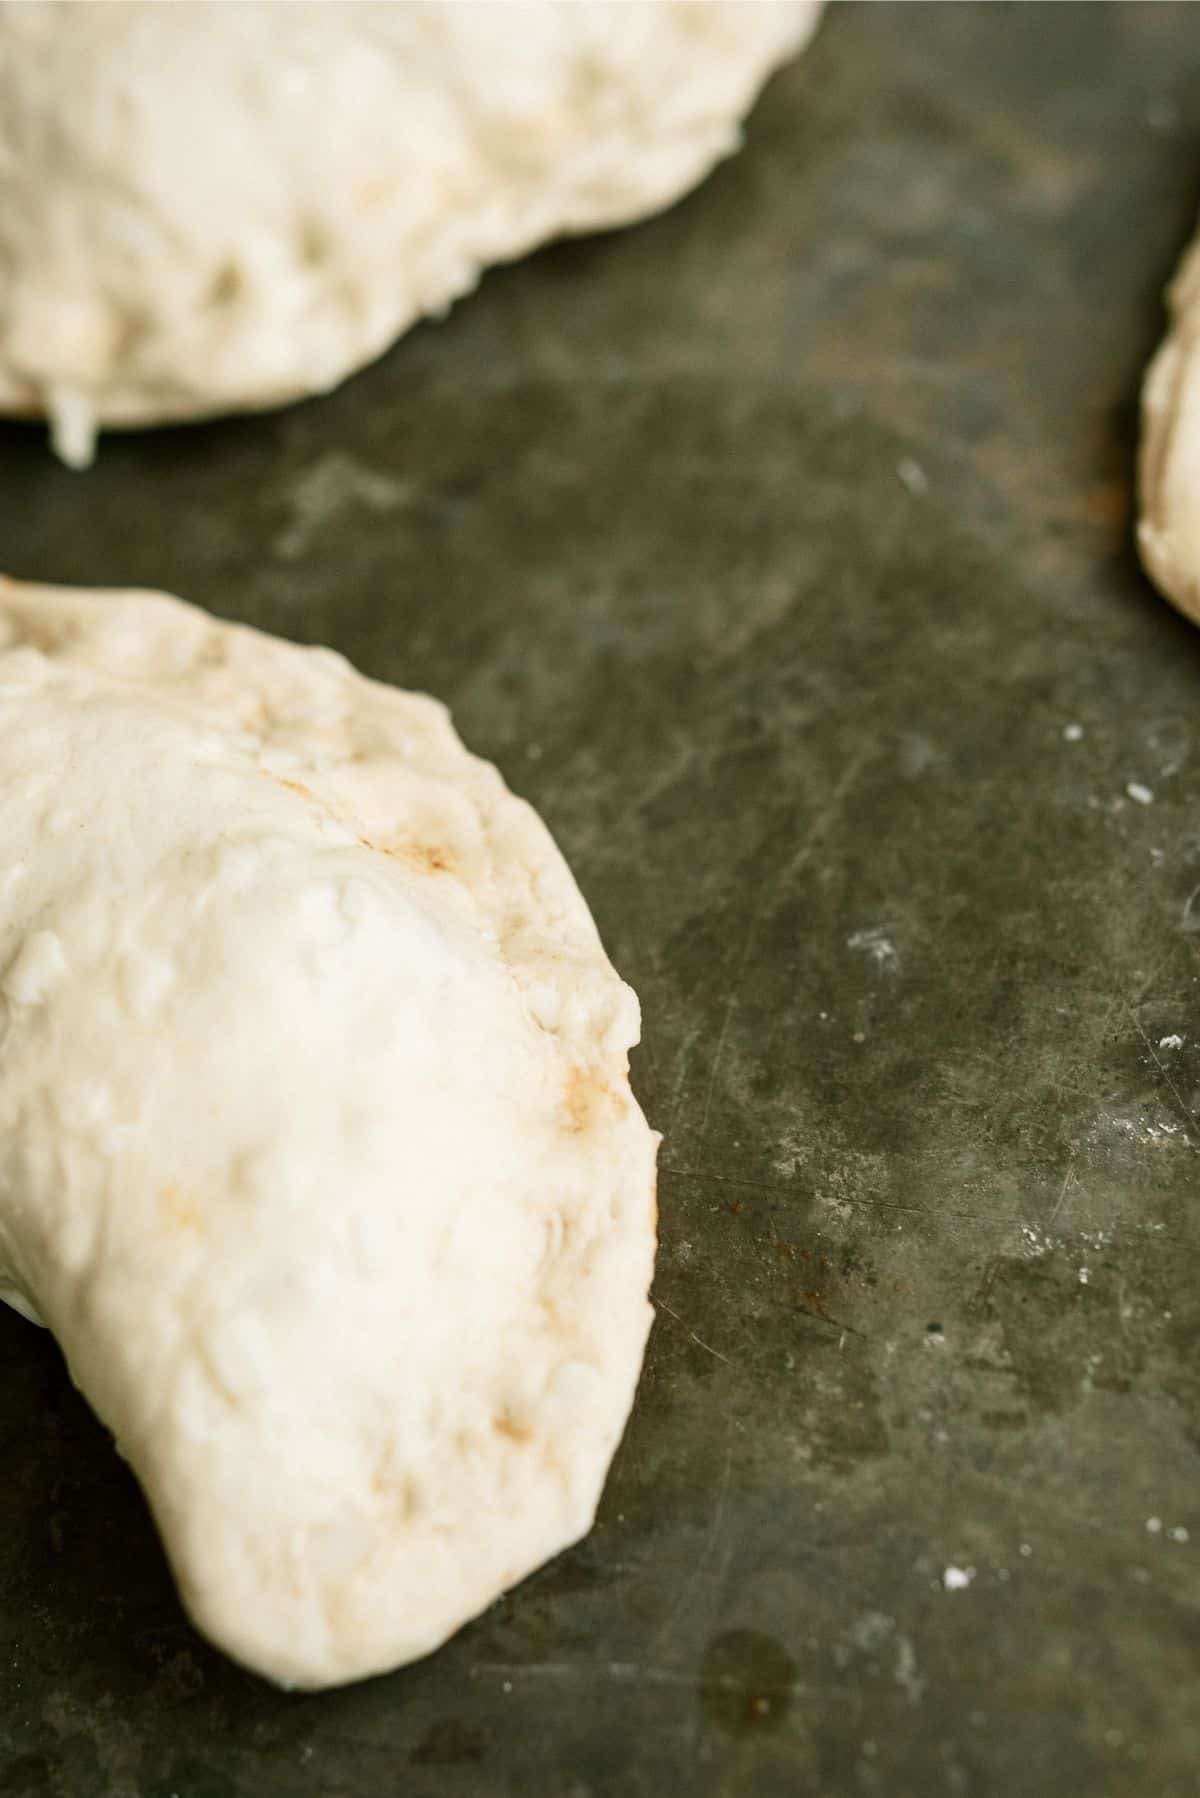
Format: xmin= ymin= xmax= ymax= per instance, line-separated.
xmin=0 ymin=0 xmax=823 ymax=465
xmin=0 ymin=576 xmax=658 ymax=1689
xmin=1140 ymin=225 xmax=1200 ymax=622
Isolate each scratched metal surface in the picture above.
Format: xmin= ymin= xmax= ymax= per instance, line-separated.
xmin=3 ymin=5 xmax=1200 ymax=1795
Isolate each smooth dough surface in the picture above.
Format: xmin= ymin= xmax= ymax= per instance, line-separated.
xmin=1140 ymin=224 xmax=1200 ymax=622
xmin=0 ymin=0 xmax=822 ymax=464
xmin=0 ymin=576 xmax=658 ymax=1689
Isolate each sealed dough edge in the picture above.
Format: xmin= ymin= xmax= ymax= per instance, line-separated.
xmin=1144 ymin=224 xmax=1200 ymax=625
xmin=0 ymin=0 xmax=824 ymax=465
xmin=0 ymin=576 xmax=658 ymax=1688
xmin=1139 ymin=230 xmax=1200 ymax=623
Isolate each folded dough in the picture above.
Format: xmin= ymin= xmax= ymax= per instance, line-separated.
xmin=1140 ymin=226 xmax=1200 ymax=622
xmin=0 ymin=577 xmax=658 ymax=1689
xmin=0 ymin=0 xmax=822 ymax=465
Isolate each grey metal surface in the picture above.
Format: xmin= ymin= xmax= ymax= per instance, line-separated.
xmin=3 ymin=5 xmax=1200 ymax=1794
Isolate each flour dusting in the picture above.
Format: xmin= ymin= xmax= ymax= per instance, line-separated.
xmin=848 ymin=926 xmax=900 ymax=973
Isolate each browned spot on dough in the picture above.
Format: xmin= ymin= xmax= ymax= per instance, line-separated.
xmin=370 ymin=1467 xmax=423 ymax=1521
xmin=297 ymin=216 xmax=331 ymax=269
xmin=206 ymin=260 xmax=243 ymax=309
xmin=261 ymin=769 xmax=317 ymax=800
xmin=161 ymin=1184 xmax=202 ymax=1234
xmin=564 ymin=1066 xmax=596 ymax=1133
xmin=376 ymin=840 xmax=455 ymax=875
xmin=411 ymin=844 xmax=453 ymax=874
xmin=492 ymin=1413 xmax=532 ymax=1444
xmin=563 ymin=1064 xmax=618 ymax=1135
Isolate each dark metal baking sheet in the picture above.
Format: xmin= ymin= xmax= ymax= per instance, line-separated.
xmin=3 ymin=6 xmax=1200 ymax=1794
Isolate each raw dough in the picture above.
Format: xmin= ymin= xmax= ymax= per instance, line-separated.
xmin=0 ymin=576 xmax=658 ymax=1689
xmin=0 ymin=0 xmax=823 ymax=465
xmin=1140 ymin=226 xmax=1200 ymax=622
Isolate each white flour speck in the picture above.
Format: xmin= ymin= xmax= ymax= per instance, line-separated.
xmin=848 ymin=926 xmax=900 ymax=973
xmin=1062 ymin=723 xmax=1084 ymax=742
xmin=1019 ymin=1543 xmax=1033 ymax=1558
xmin=275 ymin=450 xmax=410 ymax=560
xmin=1020 ymin=1223 xmax=1051 ymax=1259
xmin=893 ymin=1633 xmax=925 ymax=1705
xmin=1078 ymin=1268 xmax=1089 ymax=1285
xmin=942 ymin=1565 xmax=975 ymax=1591
xmin=1146 ymin=1517 xmax=1163 ymax=1534
xmin=1126 ymin=781 xmax=1154 ymax=806
xmin=1159 ymin=1034 xmax=1184 ymax=1050
xmin=1170 ymin=1525 xmax=1190 ymax=1543
xmin=897 ymin=456 xmax=929 ymax=496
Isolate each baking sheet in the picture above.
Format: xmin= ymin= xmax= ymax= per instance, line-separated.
xmin=3 ymin=6 xmax=1200 ymax=1794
